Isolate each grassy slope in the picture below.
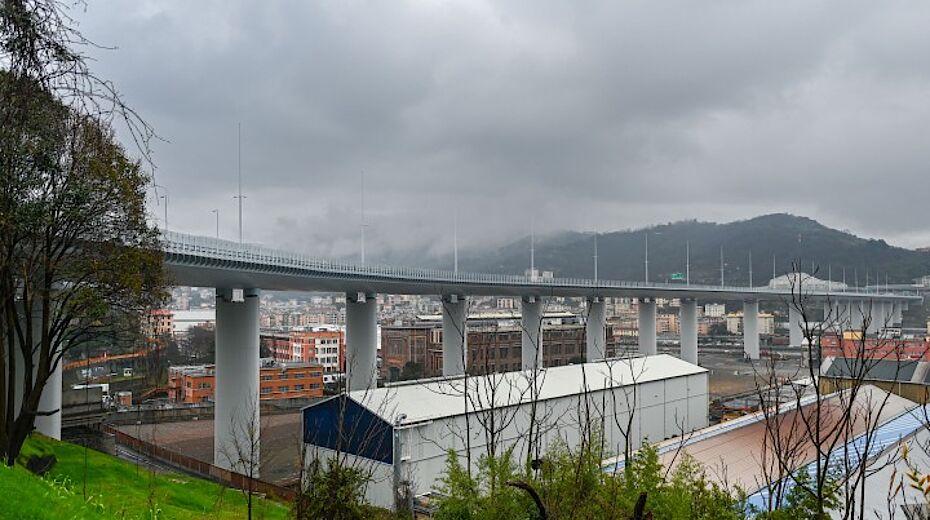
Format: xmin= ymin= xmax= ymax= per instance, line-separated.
xmin=0 ymin=434 xmax=290 ymax=520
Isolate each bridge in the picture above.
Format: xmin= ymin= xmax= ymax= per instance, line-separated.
xmin=35 ymin=231 xmax=924 ymax=475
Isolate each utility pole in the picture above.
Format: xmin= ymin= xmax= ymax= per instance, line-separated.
xmin=211 ymin=209 xmax=219 ymax=239
xmin=453 ymin=210 xmax=458 ymax=275
xmin=234 ymin=122 xmax=246 ymax=245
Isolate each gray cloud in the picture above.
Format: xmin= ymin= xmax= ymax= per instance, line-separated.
xmin=74 ymin=0 xmax=930 ymax=261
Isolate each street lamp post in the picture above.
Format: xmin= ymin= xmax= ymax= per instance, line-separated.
xmin=211 ymin=209 xmax=219 ymax=239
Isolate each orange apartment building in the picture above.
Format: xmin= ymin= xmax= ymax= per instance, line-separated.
xmin=262 ymin=327 xmax=345 ymax=375
xmin=168 ymin=360 xmax=325 ymax=403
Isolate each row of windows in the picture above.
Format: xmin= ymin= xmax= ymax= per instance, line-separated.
xmin=260 ymin=383 xmax=322 ymax=394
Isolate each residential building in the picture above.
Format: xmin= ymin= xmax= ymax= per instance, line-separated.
xmin=725 ymin=311 xmax=775 ymax=335
xmin=704 ymin=303 xmax=726 ymax=318
xmin=656 ymin=313 xmax=680 ymax=335
xmin=168 ymin=359 xmax=324 ymax=404
xmin=145 ymin=309 xmax=173 ymax=338
xmin=263 ymin=326 xmax=345 ymax=375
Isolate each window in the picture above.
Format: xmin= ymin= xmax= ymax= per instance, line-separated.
xmin=198 ymin=382 xmax=210 ymax=389
xmin=294 ymin=385 xmax=304 ymax=391
xmin=260 ymin=374 xmax=273 ymax=381
xmin=311 ymin=371 xmax=322 ymax=377
xmin=261 ymin=387 xmax=272 ymax=394
xmin=278 ymin=386 xmax=289 ymax=392
xmin=310 ymin=383 xmax=321 ymax=389
xmin=292 ymin=373 xmax=304 ymax=379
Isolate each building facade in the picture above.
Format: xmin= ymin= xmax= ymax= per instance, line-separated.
xmin=168 ymin=360 xmax=325 ymax=403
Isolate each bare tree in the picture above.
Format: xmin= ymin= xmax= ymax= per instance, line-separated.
xmin=754 ymin=262 xmax=911 ymax=518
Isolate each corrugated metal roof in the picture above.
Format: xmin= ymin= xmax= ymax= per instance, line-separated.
xmin=346 ymin=354 xmax=706 ymax=426
xmin=824 ymin=357 xmax=919 ymax=382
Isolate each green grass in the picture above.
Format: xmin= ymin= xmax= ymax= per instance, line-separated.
xmin=0 ymin=434 xmax=291 ymax=519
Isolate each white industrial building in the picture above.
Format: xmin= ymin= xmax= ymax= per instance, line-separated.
xmin=301 ymin=354 xmax=708 ymax=509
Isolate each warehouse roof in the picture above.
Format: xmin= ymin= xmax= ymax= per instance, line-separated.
xmin=344 ymin=354 xmax=706 ymax=427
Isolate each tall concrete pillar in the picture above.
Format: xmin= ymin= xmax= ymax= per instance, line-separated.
xmin=10 ymin=300 xmax=62 ymax=440
xmin=215 ymin=287 xmax=261 ymax=474
xmin=849 ymin=300 xmax=864 ymax=333
xmin=743 ymin=300 xmax=760 ymax=360
xmin=679 ymin=299 xmax=698 ymax=365
xmin=521 ymin=297 xmax=543 ymax=370
xmin=892 ymin=302 xmax=903 ymax=325
xmin=585 ymin=297 xmax=607 ymax=362
xmin=346 ymin=292 xmax=378 ymax=392
xmin=442 ymin=295 xmax=467 ymax=376
xmin=35 ymin=354 xmax=62 ymax=440
xmin=638 ymin=298 xmax=657 ymax=356
xmin=788 ymin=304 xmax=803 ymax=348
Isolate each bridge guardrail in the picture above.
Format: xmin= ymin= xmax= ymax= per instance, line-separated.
xmin=161 ymin=230 xmax=918 ymax=299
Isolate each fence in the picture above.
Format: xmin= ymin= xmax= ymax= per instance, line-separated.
xmin=102 ymin=425 xmax=297 ymax=501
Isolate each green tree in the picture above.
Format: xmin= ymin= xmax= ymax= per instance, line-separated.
xmin=0 ymin=2 xmax=165 ymax=464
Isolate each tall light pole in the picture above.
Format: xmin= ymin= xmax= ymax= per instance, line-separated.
xmin=453 ymin=210 xmax=458 ymax=275
xmin=644 ymin=232 xmax=649 ymax=283
xmin=719 ymin=245 xmax=725 ymax=287
xmin=211 ymin=209 xmax=219 ymax=239
xmin=234 ymin=122 xmax=246 ymax=245
xmin=685 ymin=240 xmax=690 ymax=286
xmin=159 ymin=194 xmax=168 ymax=229
xmin=593 ymin=229 xmax=599 ymax=283
xmin=360 ymin=171 xmax=366 ymax=265
xmin=529 ymin=222 xmax=536 ymax=280
xmin=748 ymin=250 xmax=753 ymax=287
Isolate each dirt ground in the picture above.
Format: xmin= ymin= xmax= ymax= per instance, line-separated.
xmin=118 ymin=412 xmax=304 ymax=484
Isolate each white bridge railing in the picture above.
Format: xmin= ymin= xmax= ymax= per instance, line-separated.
xmin=161 ymin=230 xmax=915 ymax=298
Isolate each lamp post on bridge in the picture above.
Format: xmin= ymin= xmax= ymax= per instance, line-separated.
xmin=211 ymin=209 xmax=219 ymax=239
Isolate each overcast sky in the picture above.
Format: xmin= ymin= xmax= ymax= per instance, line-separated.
xmin=75 ymin=1 xmax=930 ymax=259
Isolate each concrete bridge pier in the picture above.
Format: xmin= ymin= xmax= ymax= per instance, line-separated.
xmin=441 ymin=295 xmax=467 ymax=376
xmin=679 ymin=298 xmax=698 ymax=365
xmin=788 ymin=304 xmax=803 ymax=348
xmin=743 ymin=300 xmax=760 ymax=360
xmin=638 ymin=298 xmax=657 ymax=356
xmin=214 ymin=287 xmax=261 ymax=475
xmin=585 ymin=297 xmax=607 ymax=362
xmin=849 ymin=300 xmax=865 ymax=333
xmin=346 ymin=292 xmax=378 ymax=392
xmin=521 ymin=296 xmax=543 ymax=370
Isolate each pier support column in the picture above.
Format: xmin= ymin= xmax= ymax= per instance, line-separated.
xmin=215 ymin=287 xmax=261 ymax=474
xmin=743 ymin=300 xmax=760 ymax=360
xmin=849 ymin=300 xmax=864 ymax=333
xmin=522 ymin=297 xmax=543 ymax=370
xmin=788 ymin=304 xmax=803 ymax=348
xmin=585 ymin=297 xmax=607 ymax=362
xmin=346 ymin=292 xmax=378 ymax=392
xmin=442 ymin=295 xmax=467 ymax=376
xmin=679 ymin=298 xmax=698 ymax=365
xmin=638 ymin=298 xmax=657 ymax=356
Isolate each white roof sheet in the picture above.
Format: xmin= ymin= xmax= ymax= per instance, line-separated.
xmin=349 ymin=354 xmax=706 ymax=426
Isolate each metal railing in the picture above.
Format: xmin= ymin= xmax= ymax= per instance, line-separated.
xmin=161 ymin=231 xmax=918 ymax=298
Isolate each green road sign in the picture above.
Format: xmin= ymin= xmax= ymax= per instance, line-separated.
xmin=670 ymin=273 xmax=685 ymax=281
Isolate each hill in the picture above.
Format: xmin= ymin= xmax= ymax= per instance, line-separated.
xmin=452 ymin=214 xmax=930 ymax=285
